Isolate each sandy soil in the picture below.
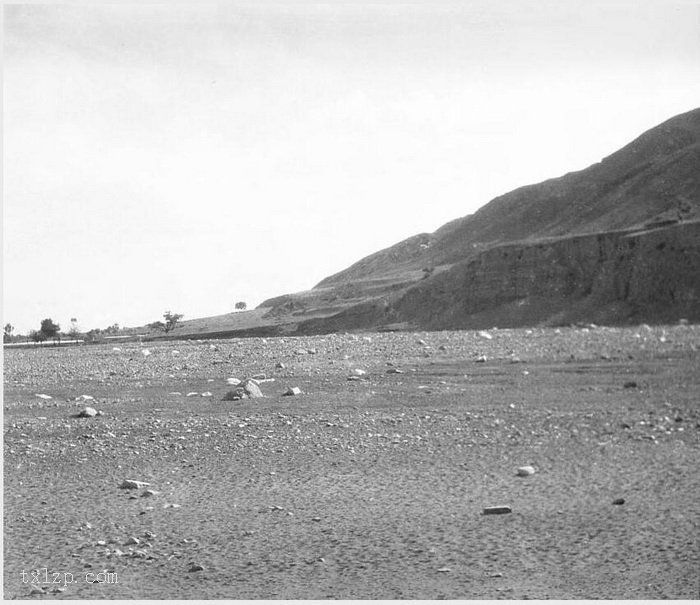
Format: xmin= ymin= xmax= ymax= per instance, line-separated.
xmin=4 ymin=325 xmax=700 ymax=599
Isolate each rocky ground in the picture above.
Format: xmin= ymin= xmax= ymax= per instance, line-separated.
xmin=4 ymin=325 xmax=700 ymax=599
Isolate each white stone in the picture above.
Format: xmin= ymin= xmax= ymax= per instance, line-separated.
xmin=120 ymin=479 xmax=151 ymax=490
xmin=242 ymin=380 xmax=264 ymax=398
xmin=516 ymin=465 xmax=536 ymax=476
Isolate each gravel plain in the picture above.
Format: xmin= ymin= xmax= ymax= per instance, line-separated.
xmin=4 ymin=325 xmax=700 ymax=599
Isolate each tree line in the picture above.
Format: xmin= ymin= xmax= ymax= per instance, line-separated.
xmin=4 ymin=301 xmax=248 ymax=345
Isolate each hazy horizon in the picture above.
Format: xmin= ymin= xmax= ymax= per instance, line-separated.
xmin=4 ymin=1 xmax=700 ymax=335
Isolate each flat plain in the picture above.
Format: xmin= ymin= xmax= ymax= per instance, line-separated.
xmin=3 ymin=325 xmax=699 ymax=599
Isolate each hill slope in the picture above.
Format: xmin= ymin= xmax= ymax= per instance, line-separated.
xmin=318 ymin=107 xmax=700 ymax=287
xmin=142 ymin=108 xmax=700 ymax=340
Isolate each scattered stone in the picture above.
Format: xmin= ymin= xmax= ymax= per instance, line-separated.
xmin=142 ymin=489 xmax=160 ymax=497
xmin=222 ymin=390 xmax=243 ymax=401
xmin=386 ymin=368 xmax=404 ymax=374
xmin=516 ymin=465 xmax=536 ymax=477
xmin=76 ymin=395 xmax=94 ymax=401
xmin=483 ymin=506 xmax=512 ymax=515
xmin=478 ymin=330 xmax=493 ymax=340
xmin=252 ymin=373 xmax=266 ymax=380
xmin=124 ymin=536 xmax=140 ymax=546
xmin=275 ymin=362 xmax=285 ymax=369
xmin=141 ymin=349 xmax=151 ymax=357
xmin=623 ymin=381 xmax=638 ymax=389
xmin=352 ymin=369 xmax=366 ymax=376
xmin=226 ymin=377 xmax=242 ymax=386
xmin=188 ymin=564 xmax=205 ymax=572
xmin=476 ymin=356 xmax=487 ymax=363
xmin=613 ymin=498 xmax=626 ymax=505
xmin=120 ymin=479 xmax=151 ymax=490
xmin=200 ymin=392 xmax=213 ymax=397
xmin=283 ymin=387 xmax=302 ymax=396
xmin=30 ymin=587 xmax=45 ymax=595
xmin=112 ymin=347 xmax=121 ymax=352
xmin=242 ymin=380 xmax=264 ymax=398
xmin=35 ymin=394 xmax=52 ymax=400
xmin=437 ymin=567 xmax=452 ymax=572
xmin=186 ymin=392 xmax=199 ymax=397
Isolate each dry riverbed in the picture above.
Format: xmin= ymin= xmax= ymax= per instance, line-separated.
xmin=4 ymin=325 xmax=700 ymax=599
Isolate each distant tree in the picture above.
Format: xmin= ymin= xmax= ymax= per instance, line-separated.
xmin=39 ymin=318 xmax=60 ymax=342
xmin=235 ymin=301 xmax=247 ymax=311
xmin=85 ymin=328 xmax=103 ymax=344
xmin=4 ymin=323 xmax=14 ymax=343
xmin=105 ymin=323 xmax=120 ymax=335
xmin=30 ymin=329 xmax=47 ymax=343
xmin=163 ymin=311 xmax=183 ymax=333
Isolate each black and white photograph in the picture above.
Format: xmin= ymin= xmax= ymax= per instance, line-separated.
xmin=3 ymin=0 xmax=700 ymax=599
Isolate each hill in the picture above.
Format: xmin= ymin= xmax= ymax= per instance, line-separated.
xmin=144 ymin=108 xmax=700 ymax=340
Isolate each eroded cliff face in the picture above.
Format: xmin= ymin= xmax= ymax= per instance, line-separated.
xmin=256 ymin=109 xmax=700 ymax=336
xmin=392 ymin=221 xmax=700 ymax=329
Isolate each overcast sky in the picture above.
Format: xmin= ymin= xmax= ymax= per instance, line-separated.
xmin=4 ymin=1 xmax=700 ymax=334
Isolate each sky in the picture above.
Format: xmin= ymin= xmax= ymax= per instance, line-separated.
xmin=3 ymin=1 xmax=700 ymax=335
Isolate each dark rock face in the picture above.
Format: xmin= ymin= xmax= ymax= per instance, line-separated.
xmin=392 ymin=221 xmax=700 ymax=329
xmin=289 ymin=109 xmax=700 ymax=332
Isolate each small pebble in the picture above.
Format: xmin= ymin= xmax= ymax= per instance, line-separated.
xmin=516 ymin=465 xmax=536 ymax=477
xmin=483 ymin=506 xmax=512 ymax=515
